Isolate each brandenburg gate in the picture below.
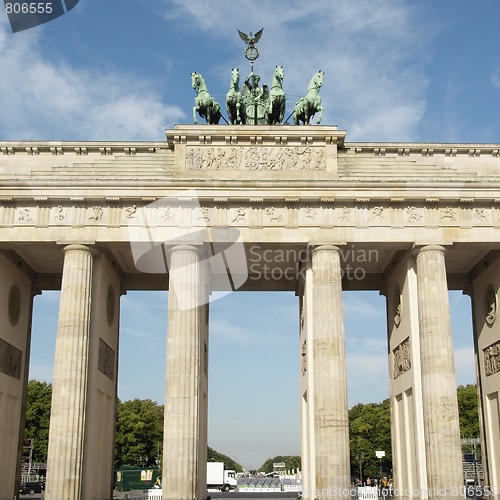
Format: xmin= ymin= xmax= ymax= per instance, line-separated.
xmin=1 ymin=125 xmax=500 ymax=500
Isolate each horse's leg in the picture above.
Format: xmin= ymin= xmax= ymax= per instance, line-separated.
xmin=235 ymin=97 xmax=241 ymax=124
xmin=193 ymin=105 xmax=198 ymax=125
xmin=279 ymin=99 xmax=285 ymax=124
xmin=317 ymin=105 xmax=323 ymax=125
xmin=240 ymin=103 xmax=246 ymax=125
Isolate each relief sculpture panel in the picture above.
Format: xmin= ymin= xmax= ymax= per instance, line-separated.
xmin=393 ymin=337 xmax=411 ymax=379
xmin=484 ymin=340 xmax=500 ymax=377
xmin=185 ymin=146 xmax=326 ymax=171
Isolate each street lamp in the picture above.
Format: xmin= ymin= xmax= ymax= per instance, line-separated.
xmin=375 ymin=451 xmax=385 ymax=478
xmin=356 ymin=454 xmax=364 ymax=484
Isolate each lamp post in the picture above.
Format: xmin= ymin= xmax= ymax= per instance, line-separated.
xmin=375 ymin=451 xmax=385 ymax=478
xmin=356 ymin=454 xmax=364 ymax=484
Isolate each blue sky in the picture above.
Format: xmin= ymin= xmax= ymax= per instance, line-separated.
xmin=2 ymin=0 xmax=496 ymax=469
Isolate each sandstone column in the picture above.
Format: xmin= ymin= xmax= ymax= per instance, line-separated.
xmin=163 ymin=245 xmax=207 ymax=500
xmin=312 ymin=245 xmax=350 ymax=498
xmin=45 ymin=245 xmax=96 ymax=500
xmin=415 ymin=245 xmax=463 ymax=499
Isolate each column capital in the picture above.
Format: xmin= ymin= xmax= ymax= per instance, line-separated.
xmin=169 ymin=244 xmax=202 ymax=255
xmin=62 ymin=244 xmax=98 ymax=256
xmin=311 ymin=244 xmax=343 ymax=254
xmin=412 ymin=244 xmax=448 ymax=257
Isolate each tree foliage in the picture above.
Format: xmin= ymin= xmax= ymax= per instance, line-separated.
xmin=23 ymin=383 xmax=242 ymax=471
xmin=349 ymin=399 xmax=392 ymax=480
xmin=208 ymin=446 xmax=243 ymax=472
xmin=24 ymin=379 xmax=481 ymax=481
xmin=259 ymin=455 xmax=301 ymax=474
xmin=457 ymin=384 xmax=480 ymax=439
xmin=115 ymin=398 xmax=164 ymax=467
xmin=24 ymin=380 xmax=52 ymax=463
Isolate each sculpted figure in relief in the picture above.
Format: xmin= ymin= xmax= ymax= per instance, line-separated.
xmin=185 ymin=146 xmax=325 ymax=171
xmin=393 ymin=337 xmax=411 ymax=379
xmin=484 ymin=341 xmax=500 ymax=376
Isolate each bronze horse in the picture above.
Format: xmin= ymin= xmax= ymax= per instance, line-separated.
xmin=226 ymin=68 xmax=244 ymax=125
xmin=293 ymin=70 xmax=324 ymax=125
xmin=192 ymin=71 xmax=221 ymax=125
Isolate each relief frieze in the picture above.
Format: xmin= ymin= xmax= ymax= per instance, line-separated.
xmin=484 ymin=340 xmax=500 ymax=377
xmin=474 ymin=208 xmax=488 ymax=223
xmin=405 ymin=206 xmax=423 ymax=223
xmin=89 ymin=206 xmax=104 ymax=223
xmin=4 ymin=202 xmax=500 ymax=231
xmin=98 ymin=338 xmax=115 ymax=381
xmin=185 ymin=146 xmax=326 ymax=171
xmin=229 ymin=207 xmax=247 ymax=224
xmin=0 ymin=338 xmax=22 ymax=380
xmin=393 ymin=337 xmax=411 ymax=379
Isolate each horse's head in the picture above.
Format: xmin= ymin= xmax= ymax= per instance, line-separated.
xmin=313 ymin=70 xmax=324 ymax=89
xmin=274 ymin=65 xmax=284 ymax=83
xmin=191 ymin=71 xmax=201 ymax=90
xmin=231 ymin=68 xmax=240 ymax=84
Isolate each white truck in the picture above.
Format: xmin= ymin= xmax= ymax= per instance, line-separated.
xmin=206 ymin=462 xmax=237 ymax=492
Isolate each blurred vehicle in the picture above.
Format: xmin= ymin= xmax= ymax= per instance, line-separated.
xmin=207 ymin=462 xmax=237 ymax=492
xmin=20 ymin=481 xmax=45 ymax=495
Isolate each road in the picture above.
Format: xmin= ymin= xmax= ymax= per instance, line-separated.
xmin=20 ymin=491 xmax=298 ymax=500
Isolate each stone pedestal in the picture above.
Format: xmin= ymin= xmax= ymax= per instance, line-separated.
xmin=46 ymin=245 xmax=96 ymax=500
xmin=163 ymin=245 xmax=208 ymax=500
xmin=415 ymin=245 xmax=463 ymax=499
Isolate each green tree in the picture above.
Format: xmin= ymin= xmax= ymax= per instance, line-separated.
xmin=207 ymin=446 xmax=243 ymax=472
xmin=259 ymin=455 xmax=301 ymax=474
xmin=24 ymin=380 xmax=52 ymax=463
xmin=23 ymin=385 xmax=242 ymax=472
xmin=349 ymin=399 xmax=392 ymax=481
xmin=115 ymin=398 xmax=164 ymax=467
xmin=457 ymin=384 xmax=480 ymax=439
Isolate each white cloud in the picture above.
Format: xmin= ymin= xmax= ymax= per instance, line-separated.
xmin=211 ymin=316 xmax=252 ymax=344
xmin=347 ymin=352 xmax=389 ymax=405
xmin=491 ymin=66 xmax=500 ymax=91
xmin=344 ymin=294 xmax=385 ymax=319
xmin=0 ymin=18 xmax=184 ymax=140
xmin=454 ymin=347 xmax=476 ymax=386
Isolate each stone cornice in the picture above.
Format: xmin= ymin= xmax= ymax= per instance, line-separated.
xmin=1 ymin=139 xmax=500 ymax=157
xmin=0 ymin=141 xmax=170 ymax=155
xmin=344 ymin=142 xmax=500 ymax=157
xmin=166 ymin=124 xmax=345 ymax=147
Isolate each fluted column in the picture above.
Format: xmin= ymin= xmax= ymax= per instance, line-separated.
xmin=45 ymin=245 xmax=96 ymax=500
xmin=163 ymin=245 xmax=205 ymax=500
xmin=312 ymin=245 xmax=350 ymax=498
xmin=415 ymin=245 xmax=463 ymax=499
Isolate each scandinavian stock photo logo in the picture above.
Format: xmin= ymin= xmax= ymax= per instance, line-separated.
xmin=3 ymin=0 xmax=79 ymax=33
xmin=127 ymin=190 xmax=249 ymax=311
